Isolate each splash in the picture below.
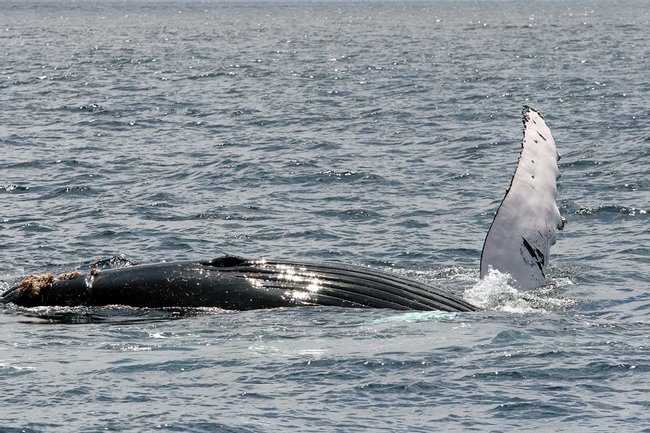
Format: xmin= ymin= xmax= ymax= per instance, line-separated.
xmin=463 ymin=268 xmax=536 ymax=313
xmin=464 ymin=268 xmax=577 ymax=313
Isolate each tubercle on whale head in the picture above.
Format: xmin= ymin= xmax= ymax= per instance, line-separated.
xmin=18 ymin=273 xmax=55 ymax=298
xmin=2 ymin=271 xmax=90 ymax=307
xmin=0 ymin=273 xmax=55 ymax=307
xmin=17 ymin=272 xmax=84 ymax=296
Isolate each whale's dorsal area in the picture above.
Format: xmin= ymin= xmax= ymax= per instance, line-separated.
xmin=480 ymin=106 xmax=564 ymax=289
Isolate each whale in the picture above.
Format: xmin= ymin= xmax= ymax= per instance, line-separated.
xmin=1 ymin=106 xmax=564 ymax=312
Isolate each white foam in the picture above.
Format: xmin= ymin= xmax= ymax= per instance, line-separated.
xmin=464 ymin=268 xmax=578 ymax=313
xmin=464 ymin=268 xmax=537 ymax=313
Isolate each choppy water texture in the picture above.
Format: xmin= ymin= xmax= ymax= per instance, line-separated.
xmin=1 ymin=0 xmax=649 ymax=431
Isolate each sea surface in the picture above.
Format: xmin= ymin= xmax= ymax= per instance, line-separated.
xmin=1 ymin=0 xmax=649 ymax=431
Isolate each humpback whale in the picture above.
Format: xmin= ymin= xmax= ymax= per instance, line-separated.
xmin=1 ymin=107 xmax=563 ymax=312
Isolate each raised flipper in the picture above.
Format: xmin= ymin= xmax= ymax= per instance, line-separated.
xmin=479 ymin=106 xmax=564 ymax=289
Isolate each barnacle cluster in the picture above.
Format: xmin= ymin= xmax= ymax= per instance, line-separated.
xmin=18 ymin=271 xmax=83 ymax=297
xmin=18 ymin=274 xmax=55 ymax=297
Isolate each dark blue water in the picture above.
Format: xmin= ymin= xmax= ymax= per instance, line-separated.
xmin=1 ymin=1 xmax=649 ymax=431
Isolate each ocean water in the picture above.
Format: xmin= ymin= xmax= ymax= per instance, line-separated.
xmin=1 ymin=0 xmax=649 ymax=431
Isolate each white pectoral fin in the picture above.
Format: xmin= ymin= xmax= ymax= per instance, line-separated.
xmin=480 ymin=106 xmax=564 ymax=290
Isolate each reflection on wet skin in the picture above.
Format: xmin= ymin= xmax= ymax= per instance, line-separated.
xmin=247 ymin=262 xmax=324 ymax=303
